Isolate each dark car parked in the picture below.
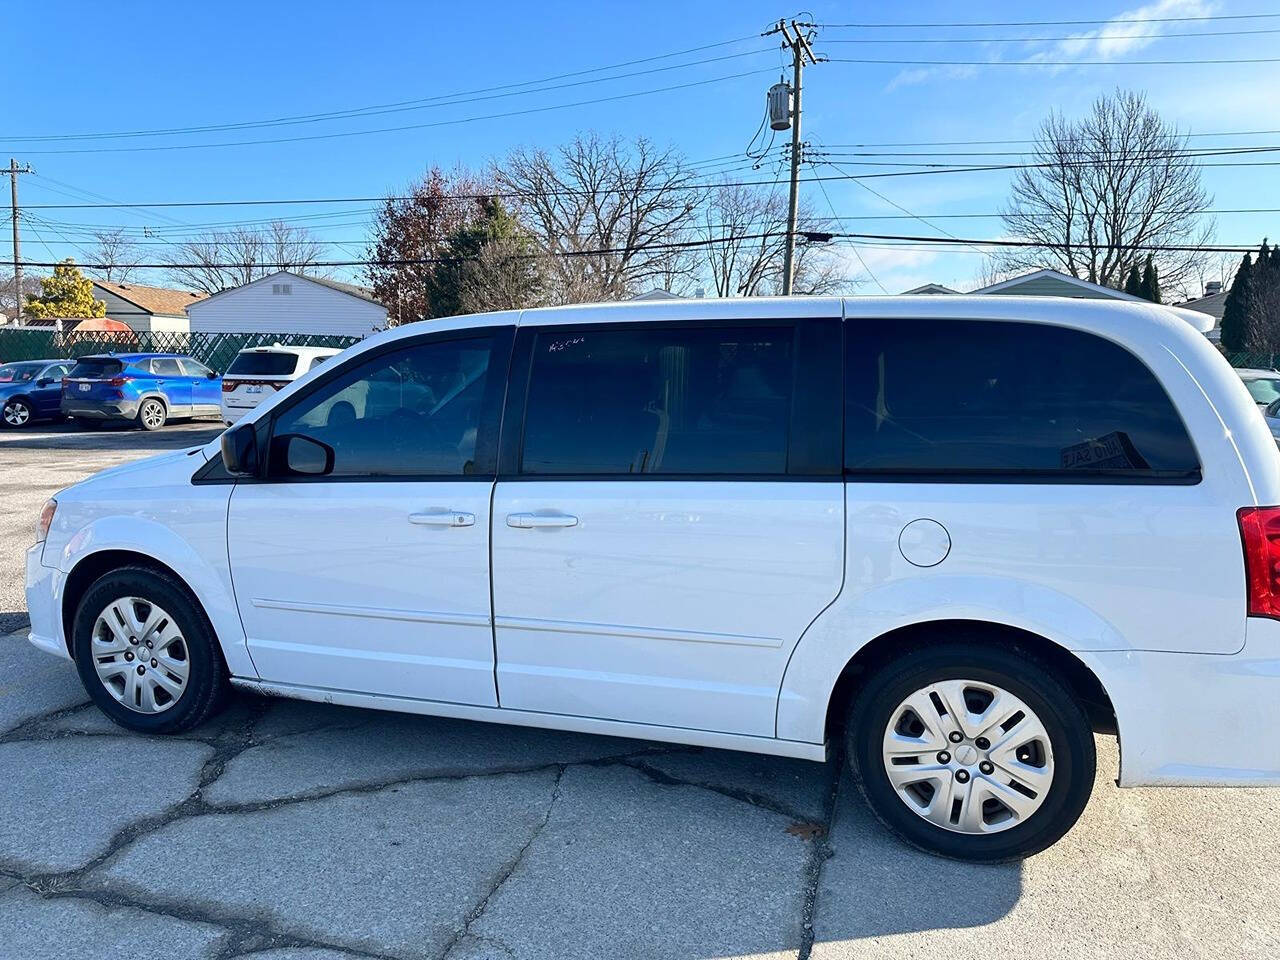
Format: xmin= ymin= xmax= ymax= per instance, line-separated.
xmin=0 ymin=358 xmax=73 ymax=428
xmin=61 ymin=353 xmax=222 ymax=430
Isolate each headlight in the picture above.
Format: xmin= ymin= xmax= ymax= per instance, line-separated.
xmin=37 ymin=499 xmax=57 ymax=543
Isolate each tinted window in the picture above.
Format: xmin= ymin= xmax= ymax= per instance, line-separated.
xmin=68 ymin=358 xmax=123 ymax=379
xmin=151 ymin=357 xmax=183 ymax=376
xmin=521 ymin=325 xmax=794 ymax=475
xmin=227 ymin=351 xmax=298 ymax=376
xmin=269 ymin=336 xmax=496 ymax=478
xmin=41 ymin=363 xmax=70 ymax=379
xmin=0 ymin=362 xmax=44 ymax=383
xmin=845 ymin=318 xmax=1199 ymax=479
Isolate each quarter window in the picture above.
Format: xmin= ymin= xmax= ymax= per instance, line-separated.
xmin=845 ymin=318 xmax=1200 ymax=479
xmin=520 ymin=325 xmax=795 ymax=475
xmin=268 ymin=336 xmax=499 ymax=479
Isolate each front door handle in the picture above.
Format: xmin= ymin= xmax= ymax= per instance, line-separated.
xmin=506 ymin=512 xmax=578 ymax=529
xmin=409 ymin=510 xmax=475 ymax=527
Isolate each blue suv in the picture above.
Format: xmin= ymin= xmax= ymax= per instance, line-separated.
xmin=0 ymin=358 xmax=73 ymax=428
xmin=61 ymin=353 xmax=222 ymax=430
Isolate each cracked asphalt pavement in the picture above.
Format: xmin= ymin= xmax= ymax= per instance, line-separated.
xmin=2 ymin=424 xmax=1279 ymax=959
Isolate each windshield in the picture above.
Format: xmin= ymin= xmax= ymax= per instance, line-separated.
xmin=0 ymin=362 xmax=44 ymax=383
xmin=1244 ymin=377 xmax=1280 ymax=405
xmin=227 ymin=351 xmax=299 ymax=376
xmin=68 ymin=358 xmax=125 ymax=379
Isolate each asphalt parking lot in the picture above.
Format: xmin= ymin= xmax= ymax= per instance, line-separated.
xmin=0 ymin=424 xmax=1278 ymax=959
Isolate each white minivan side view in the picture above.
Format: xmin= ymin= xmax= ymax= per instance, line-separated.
xmin=25 ymin=296 xmax=1280 ymax=861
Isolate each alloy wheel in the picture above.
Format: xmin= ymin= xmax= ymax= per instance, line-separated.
xmin=90 ymin=597 xmax=190 ymax=714
xmin=2 ymin=399 xmax=31 ymax=427
xmin=140 ymin=400 xmax=165 ymax=429
xmin=881 ymin=679 xmax=1054 ymax=834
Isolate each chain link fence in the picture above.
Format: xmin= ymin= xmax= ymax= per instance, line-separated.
xmin=1225 ymin=352 xmax=1280 ymax=371
xmin=0 ymin=328 xmax=362 ymax=373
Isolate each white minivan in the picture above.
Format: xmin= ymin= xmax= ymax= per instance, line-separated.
xmin=220 ymin=344 xmax=342 ymax=425
xmin=25 ymin=296 xmax=1280 ymax=861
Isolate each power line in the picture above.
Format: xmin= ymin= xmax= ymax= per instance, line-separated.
xmin=822 ymin=27 xmax=1280 ymax=42
xmin=0 ymin=46 xmax=772 ymax=145
xmin=817 ymin=13 xmax=1280 ymax=28
xmin=2 ymin=68 xmax=778 ymax=156
xmin=824 ymin=55 xmax=1280 ymax=66
xmin=819 ymin=128 xmax=1280 ymax=147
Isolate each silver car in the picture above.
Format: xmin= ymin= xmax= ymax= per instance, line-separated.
xmin=1238 ymin=369 xmax=1280 ymax=444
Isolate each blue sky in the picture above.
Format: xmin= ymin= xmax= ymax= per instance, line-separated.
xmin=2 ymin=0 xmax=1277 ymax=298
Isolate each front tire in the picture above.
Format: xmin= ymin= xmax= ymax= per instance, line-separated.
xmin=137 ymin=398 xmax=167 ymax=431
xmin=1 ymin=397 xmax=33 ymax=428
xmin=71 ymin=566 xmax=228 ymax=734
xmin=847 ymin=640 xmax=1095 ymax=862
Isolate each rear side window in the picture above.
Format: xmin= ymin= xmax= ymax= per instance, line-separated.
xmin=227 ymin=351 xmax=299 ymax=377
xmin=845 ymin=318 xmax=1200 ymax=480
xmin=520 ymin=325 xmax=795 ymax=475
xmin=151 ymin=357 xmax=183 ymax=376
xmin=68 ymin=358 xmax=123 ymax=379
xmin=0 ymin=362 xmax=43 ymax=382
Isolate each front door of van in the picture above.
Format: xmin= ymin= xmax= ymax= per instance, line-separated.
xmin=490 ymin=315 xmax=845 ymax=738
xmin=227 ymin=327 xmax=511 ymax=705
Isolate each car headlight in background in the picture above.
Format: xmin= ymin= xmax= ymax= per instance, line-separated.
xmin=37 ymin=499 xmax=57 ymax=543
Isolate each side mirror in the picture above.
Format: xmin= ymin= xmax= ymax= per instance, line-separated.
xmin=207 ymin=370 xmax=218 ymax=379
xmin=36 ymin=378 xmax=52 ymax=387
xmin=220 ymin=423 xmax=258 ymax=476
xmin=274 ymin=433 xmax=334 ymax=477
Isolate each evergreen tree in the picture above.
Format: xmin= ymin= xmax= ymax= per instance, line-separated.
xmin=23 ymin=260 xmax=106 ymax=319
xmin=1123 ymin=263 xmax=1143 ymax=297
xmin=1139 ymin=254 xmax=1162 ymax=304
xmin=1221 ymin=253 xmax=1253 ymax=353
xmin=424 ymin=198 xmax=543 ymax=318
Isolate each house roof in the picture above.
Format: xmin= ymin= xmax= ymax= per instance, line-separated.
xmin=92 ymin=280 xmax=207 ymax=316
xmin=900 ymin=283 xmax=960 ymax=295
xmin=969 ymin=268 xmax=1146 ymax=301
xmin=629 ymin=289 xmax=684 ymax=301
xmin=185 ymin=270 xmax=383 ymax=308
xmin=1177 ymin=290 xmax=1228 ymax=321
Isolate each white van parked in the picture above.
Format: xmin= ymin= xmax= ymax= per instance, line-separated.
xmin=220 ymin=344 xmax=342 ymax=425
xmin=25 ymin=296 xmax=1280 ymax=861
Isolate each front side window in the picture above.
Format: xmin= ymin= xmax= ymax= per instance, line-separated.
xmin=268 ymin=336 xmax=498 ymax=479
xmin=520 ymin=325 xmax=795 ymax=475
xmin=41 ymin=363 xmax=70 ymax=380
xmin=845 ymin=318 xmax=1200 ymax=480
xmin=179 ymin=358 xmax=214 ymax=378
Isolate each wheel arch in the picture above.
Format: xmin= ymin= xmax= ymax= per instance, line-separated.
xmin=61 ymin=550 xmax=199 ymax=656
xmin=821 ymin=619 xmax=1117 ymax=746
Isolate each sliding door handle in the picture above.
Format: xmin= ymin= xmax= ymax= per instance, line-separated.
xmin=409 ymin=510 xmax=475 ymax=527
xmin=506 ymin=512 xmax=578 ymax=529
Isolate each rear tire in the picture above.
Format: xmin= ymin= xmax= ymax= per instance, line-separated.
xmin=137 ymin=398 xmax=167 ymax=431
xmin=71 ymin=566 xmax=229 ymax=734
xmin=1 ymin=397 xmax=33 ymax=428
xmin=847 ymin=639 xmax=1095 ymax=862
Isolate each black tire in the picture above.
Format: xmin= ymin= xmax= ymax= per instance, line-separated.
xmin=1 ymin=397 xmax=33 ymax=429
xmin=137 ymin=398 xmax=167 ymax=431
xmin=847 ymin=640 xmax=1095 ymax=862
xmin=71 ymin=566 xmax=229 ymax=734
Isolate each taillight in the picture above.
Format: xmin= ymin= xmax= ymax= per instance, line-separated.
xmin=222 ymin=379 xmax=237 ymax=393
xmin=267 ymin=380 xmax=290 ymax=390
xmin=108 ymin=375 xmax=133 ymax=387
xmin=1237 ymin=506 xmax=1280 ymax=618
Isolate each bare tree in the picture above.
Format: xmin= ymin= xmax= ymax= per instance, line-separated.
xmin=1000 ymin=89 xmax=1213 ymax=290
xmin=495 ymin=134 xmax=700 ymax=302
xmin=86 ymin=230 xmax=141 ymax=283
xmin=0 ymin=270 xmax=44 ymax=319
xmin=166 ymin=221 xmax=325 ymax=294
xmin=699 ymin=180 xmax=851 ymax=296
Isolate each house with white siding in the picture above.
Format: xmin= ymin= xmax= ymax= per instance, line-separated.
xmin=91 ymin=280 xmax=206 ymax=332
xmin=185 ymin=270 xmax=387 ymax=337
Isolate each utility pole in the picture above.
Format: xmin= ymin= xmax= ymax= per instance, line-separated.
xmin=764 ymin=19 xmax=819 ymax=295
xmin=6 ymin=159 xmax=33 ymax=321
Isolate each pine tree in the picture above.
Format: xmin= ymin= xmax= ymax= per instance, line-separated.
xmin=1123 ymin=263 xmax=1143 ymax=298
xmin=1221 ymin=252 xmax=1254 ymax=354
xmin=1139 ymin=254 xmax=1162 ymax=304
xmin=23 ymin=260 xmax=106 ymax=319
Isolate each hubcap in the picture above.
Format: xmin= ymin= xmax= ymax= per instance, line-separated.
xmin=3 ymin=401 xmax=29 ymax=426
xmin=881 ymin=679 xmax=1054 ymax=835
xmin=91 ymin=598 xmax=190 ymax=714
xmin=142 ymin=403 xmax=164 ymax=428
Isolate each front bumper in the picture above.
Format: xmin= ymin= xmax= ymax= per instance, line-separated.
xmin=24 ymin=543 xmax=67 ymax=659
